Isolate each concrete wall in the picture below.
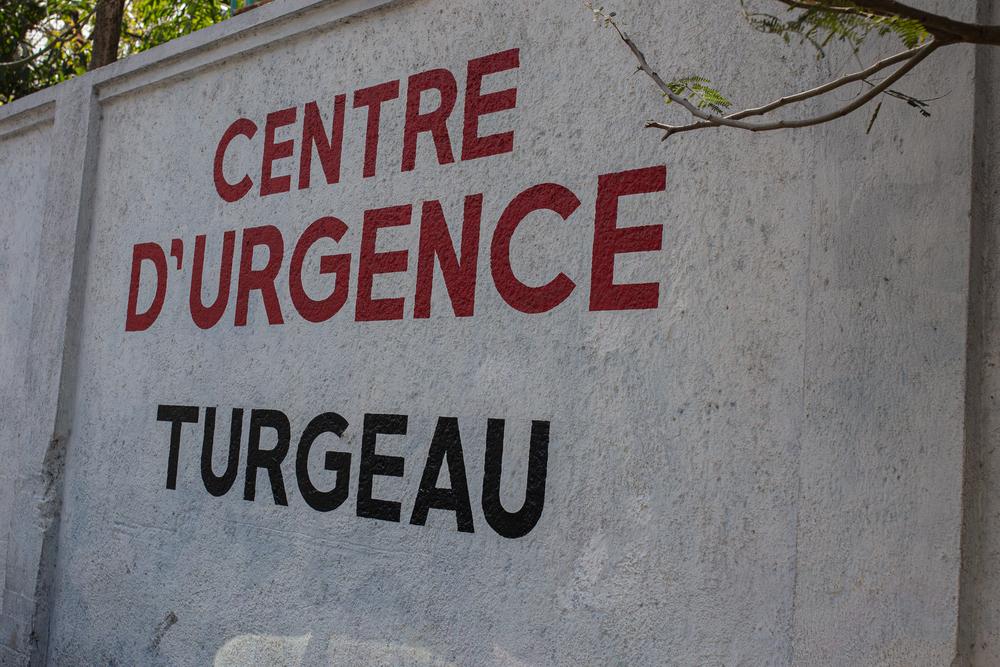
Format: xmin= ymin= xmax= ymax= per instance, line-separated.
xmin=0 ymin=113 xmax=52 ymax=648
xmin=957 ymin=0 xmax=1000 ymax=663
xmin=0 ymin=0 xmax=993 ymax=664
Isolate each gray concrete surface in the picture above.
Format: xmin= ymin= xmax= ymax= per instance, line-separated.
xmin=0 ymin=116 xmax=52 ymax=666
xmin=957 ymin=0 xmax=1000 ymax=664
xmin=0 ymin=0 xmax=994 ymax=664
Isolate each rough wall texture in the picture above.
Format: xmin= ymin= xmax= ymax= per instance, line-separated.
xmin=0 ymin=0 xmax=991 ymax=665
xmin=957 ymin=0 xmax=1000 ymax=663
xmin=793 ymin=2 xmax=977 ymax=660
xmin=0 ymin=118 xmax=52 ymax=665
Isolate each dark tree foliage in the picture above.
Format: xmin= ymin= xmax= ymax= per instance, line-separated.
xmin=1 ymin=0 xmax=227 ymax=104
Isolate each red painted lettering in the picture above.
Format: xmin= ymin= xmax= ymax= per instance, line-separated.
xmin=213 ymin=118 xmax=257 ymax=203
xmin=299 ymin=97 xmax=347 ymax=190
xmin=589 ymin=166 xmax=666 ymax=311
xmin=462 ymin=49 xmax=519 ymax=162
xmin=402 ymin=69 xmax=458 ymax=172
xmin=356 ymin=205 xmax=412 ymax=321
xmin=190 ymin=231 xmax=235 ymax=329
xmin=353 ymin=81 xmax=401 ymax=179
xmin=260 ymin=107 xmax=297 ymax=197
xmin=414 ymin=195 xmax=482 ymax=318
xmin=235 ymin=225 xmax=285 ymax=326
xmin=491 ymin=183 xmax=579 ymax=314
xmin=289 ymin=216 xmax=351 ymax=323
xmin=125 ymin=242 xmax=168 ymax=331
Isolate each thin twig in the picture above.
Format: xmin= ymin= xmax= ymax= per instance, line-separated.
xmin=609 ymin=20 xmax=786 ymax=131
xmin=646 ymin=40 xmax=939 ymax=137
xmin=600 ymin=5 xmax=942 ymax=136
xmin=724 ymin=43 xmax=924 ymax=120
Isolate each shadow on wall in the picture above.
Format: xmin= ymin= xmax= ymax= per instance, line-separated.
xmin=213 ymin=633 xmax=458 ymax=666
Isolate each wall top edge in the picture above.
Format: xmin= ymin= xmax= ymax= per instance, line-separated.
xmin=0 ymin=88 xmax=56 ymax=131
xmin=0 ymin=0 xmax=398 ymax=121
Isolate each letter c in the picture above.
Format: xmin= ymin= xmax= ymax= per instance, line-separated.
xmin=214 ymin=118 xmax=257 ymax=203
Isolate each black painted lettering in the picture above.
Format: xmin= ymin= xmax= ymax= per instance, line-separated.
xmin=481 ymin=419 xmax=549 ymax=538
xmin=356 ymin=413 xmax=406 ymax=522
xmin=410 ymin=417 xmax=474 ymax=532
xmin=244 ymin=409 xmax=291 ymax=505
xmin=201 ymin=407 xmax=243 ymax=497
xmin=296 ymin=412 xmax=351 ymax=512
xmin=156 ymin=404 xmax=199 ymax=490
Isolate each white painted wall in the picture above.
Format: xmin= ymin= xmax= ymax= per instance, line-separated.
xmin=0 ymin=120 xmax=52 ymax=646
xmin=0 ymin=0 xmax=992 ymax=664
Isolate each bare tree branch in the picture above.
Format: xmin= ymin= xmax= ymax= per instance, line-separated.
xmin=777 ymin=0 xmax=1000 ymax=44
xmin=595 ymin=3 xmax=944 ymax=137
xmin=646 ymin=40 xmax=939 ymax=137
xmin=721 ymin=43 xmax=923 ymax=120
xmin=585 ymin=0 xmax=998 ymax=140
xmin=607 ymin=20 xmax=765 ymax=131
xmin=776 ymin=0 xmax=859 ymax=12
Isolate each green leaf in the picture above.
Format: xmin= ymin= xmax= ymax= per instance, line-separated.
xmin=665 ymin=76 xmax=734 ymax=114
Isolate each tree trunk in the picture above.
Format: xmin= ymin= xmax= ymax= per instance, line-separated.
xmin=89 ymin=0 xmax=125 ymax=70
